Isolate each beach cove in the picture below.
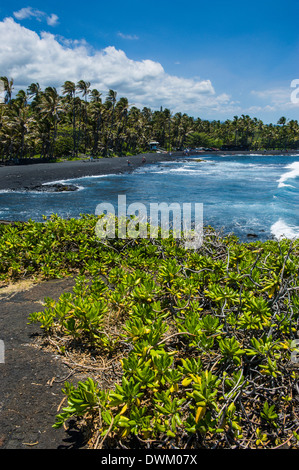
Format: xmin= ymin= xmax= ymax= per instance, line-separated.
xmin=0 ymin=152 xmax=175 ymax=192
xmin=0 ymin=150 xmax=298 ymax=242
xmin=0 ymin=150 xmax=297 ymax=192
xmin=0 ymin=150 xmax=299 ymax=449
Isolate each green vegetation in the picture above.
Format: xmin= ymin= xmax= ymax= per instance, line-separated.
xmin=0 ymin=77 xmax=298 ymax=163
xmin=1 ymin=215 xmax=299 ymax=448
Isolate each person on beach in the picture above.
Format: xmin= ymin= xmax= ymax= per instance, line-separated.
xmin=127 ymin=159 xmax=131 ymax=166
xmin=142 ymin=156 xmax=146 ymax=163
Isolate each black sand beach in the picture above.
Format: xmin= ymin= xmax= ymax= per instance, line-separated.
xmin=0 ymin=277 xmax=90 ymax=449
xmin=0 ymin=153 xmax=175 ymax=191
xmin=1 ymin=150 xmax=298 ymax=192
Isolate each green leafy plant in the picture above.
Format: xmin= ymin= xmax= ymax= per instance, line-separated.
xmin=2 ymin=216 xmax=297 ymax=448
xmin=260 ymin=402 xmax=278 ymax=428
xmin=53 ymin=378 xmax=102 ymax=428
xmin=218 ymin=337 xmax=245 ymax=365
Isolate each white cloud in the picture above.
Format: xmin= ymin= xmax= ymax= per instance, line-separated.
xmin=247 ymin=105 xmax=275 ymax=113
xmin=13 ymin=7 xmax=44 ymax=21
xmin=46 ymin=14 xmax=59 ymax=26
xmin=251 ymin=86 xmax=299 ymax=110
xmin=0 ymin=17 xmax=236 ymax=116
xmin=13 ymin=7 xmax=59 ymax=27
xmin=117 ymin=32 xmax=139 ymax=40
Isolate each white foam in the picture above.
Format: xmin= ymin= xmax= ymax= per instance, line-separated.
xmin=42 ymin=179 xmax=67 ymax=185
xmin=217 ymin=153 xmax=263 ymax=157
xmin=271 ymin=219 xmax=299 ymax=240
xmin=86 ymin=174 xmax=118 ymax=178
xmin=42 ymin=174 xmax=115 ymax=186
xmin=278 ymin=182 xmax=295 ymax=188
xmin=277 ymin=161 xmax=299 ymax=188
xmin=41 ymin=180 xmax=84 ymax=191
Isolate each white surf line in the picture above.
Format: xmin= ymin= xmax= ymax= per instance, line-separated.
xmin=271 ymin=218 xmax=299 ymax=240
xmin=277 ymin=161 xmax=299 ymax=188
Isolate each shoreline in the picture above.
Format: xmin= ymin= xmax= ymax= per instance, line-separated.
xmin=0 ymin=152 xmax=176 ymax=192
xmin=0 ymin=150 xmax=298 ymax=192
xmin=0 ymin=154 xmax=171 ymax=191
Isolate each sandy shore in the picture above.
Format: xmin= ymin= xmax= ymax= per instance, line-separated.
xmin=0 ymin=150 xmax=298 ymax=191
xmin=0 ymin=153 xmax=175 ymax=191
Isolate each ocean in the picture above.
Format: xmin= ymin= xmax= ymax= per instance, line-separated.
xmin=0 ymin=153 xmax=298 ymax=242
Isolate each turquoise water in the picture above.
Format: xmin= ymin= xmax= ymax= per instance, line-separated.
xmin=0 ymin=153 xmax=298 ymax=242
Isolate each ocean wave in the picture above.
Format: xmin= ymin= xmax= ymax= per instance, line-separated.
xmin=86 ymin=174 xmax=118 ymax=178
xmin=277 ymin=161 xmax=299 ymax=188
xmin=146 ymin=167 xmax=203 ymax=175
xmin=168 ymin=167 xmax=202 ymax=173
xmin=271 ymin=218 xmax=299 ymax=240
xmin=216 ymin=153 xmax=270 ymax=157
xmin=216 ymin=154 xmax=251 ymax=157
xmin=43 ymin=174 xmax=116 ymax=186
xmin=42 ymin=179 xmax=68 ymax=185
xmin=0 ymin=189 xmax=33 ymax=194
xmin=41 ymin=180 xmax=84 ymax=190
xmin=277 ymin=182 xmax=295 ymax=188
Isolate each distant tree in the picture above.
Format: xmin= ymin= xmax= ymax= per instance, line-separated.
xmin=40 ymin=87 xmax=63 ymax=158
xmin=77 ymin=80 xmax=91 ymax=152
xmin=62 ymin=81 xmax=77 ymax=157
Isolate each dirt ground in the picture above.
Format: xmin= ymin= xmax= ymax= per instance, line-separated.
xmin=0 ymin=277 xmax=90 ymax=449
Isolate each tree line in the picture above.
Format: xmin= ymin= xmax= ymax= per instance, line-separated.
xmin=0 ymin=76 xmax=298 ymax=163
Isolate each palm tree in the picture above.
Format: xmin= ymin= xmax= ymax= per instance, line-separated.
xmin=239 ymin=114 xmax=255 ymax=149
xmin=28 ymin=115 xmax=50 ymax=160
xmin=115 ymin=97 xmax=129 ymax=155
xmin=27 ymin=82 xmax=41 ymax=97
xmin=76 ymin=80 xmax=91 ymax=153
xmin=76 ymin=80 xmax=90 ymax=102
xmin=40 ymin=87 xmax=63 ymax=159
xmin=277 ymin=116 xmax=287 ymax=126
xmin=89 ymin=89 xmax=102 ymax=156
xmin=2 ymin=76 xmax=299 ymax=161
xmin=15 ymin=89 xmax=28 ymax=107
xmin=286 ymin=120 xmax=299 ymax=148
xmin=104 ymin=89 xmax=117 ymax=156
xmin=232 ymin=116 xmax=240 ymax=147
xmin=277 ymin=116 xmax=289 ymax=149
xmin=27 ymin=83 xmax=41 ymax=110
xmin=250 ymin=117 xmax=262 ymax=149
xmin=1 ymin=99 xmax=29 ymax=160
xmin=62 ymin=81 xmax=77 ymax=157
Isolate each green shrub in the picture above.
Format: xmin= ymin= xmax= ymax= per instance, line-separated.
xmin=1 ymin=216 xmax=298 ymax=448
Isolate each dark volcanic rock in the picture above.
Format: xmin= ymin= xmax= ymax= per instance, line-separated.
xmin=26 ymin=183 xmax=79 ymax=192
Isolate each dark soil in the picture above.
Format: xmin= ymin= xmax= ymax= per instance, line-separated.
xmin=0 ymin=277 xmax=89 ymax=449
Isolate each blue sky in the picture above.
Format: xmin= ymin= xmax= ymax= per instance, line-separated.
xmin=0 ymin=0 xmax=298 ymax=122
